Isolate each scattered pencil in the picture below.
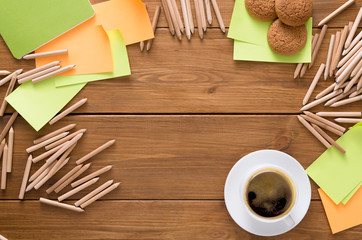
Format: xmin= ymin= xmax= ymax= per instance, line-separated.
xmin=71 ymin=165 xmax=113 ymax=188
xmin=304 ymin=111 xmax=346 ymax=133
xmin=32 ymin=142 xmax=66 ymax=163
xmin=18 ymin=65 xmax=61 ymax=84
xmin=17 ymin=61 xmax=61 ymax=80
xmin=75 ymin=139 xmax=116 ymax=165
xmin=186 ymin=0 xmax=194 ymax=34
xmin=194 ymin=0 xmax=204 ymax=39
xmin=80 ymin=182 xmax=120 ymax=209
xmin=19 ymin=155 xmax=32 ymax=200
xmin=34 ymin=157 xmax=70 ymax=190
xmin=23 ymin=49 xmax=68 ymax=59
xmin=46 ymin=165 xmax=83 ymax=194
xmin=167 ymin=0 xmax=182 ymax=40
xmin=0 ymin=71 xmax=10 ymax=75
xmin=317 ymin=0 xmax=355 ymax=27
xmin=300 ymin=34 xmax=319 ymax=78
xmin=26 ymin=161 xmax=57 ymax=192
xmin=7 ymin=127 xmax=14 ymax=173
xmin=198 ymin=0 xmax=207 ymax=32
xmin=33 ymin=123 xmax=77 ymax=144
xmin=325 ymin=86 xmax=357 ymax=106
xmin=0 ymin=140 xmax=5 ymax=160
xmin=205 ymin=0 xmax=212 ymax=25
xmin=331 ymin=26 xmax=349 ymax=75
xmin=335 ymin=118 xmax=362 ymax=123
xmin=1 ymin=144 xmax=8 ymax=189
xmin=32 ymin=64 xmax=76 ymax=83
xmin=211 ymin=0 xmax=225 ymax=33
xmin=0 ymin=69 xmax=22 ymax=87
xmin=39 ymin=197 xmax=84 ymax=213
xmin=338 ymin=40 xmax=362 ymax=68
xmin=161 ymin=0 xmax=176 ymax=36
xmin=46 ymin=143 xmax=77 ymax=177
xmin=26 ymin=131 xmax=70 ymax=153
xmin=0 ymin=112 xmax=18 ymax=143
xmin=147 ymin=6 xmax=162 ymax=50
xmin=300 ymin=90 xmax=342 ymax=111
xmin=54 ymin=163 xmax=91 ymax=193
xmin=311 ymin=124 xmax=346 ymax=154
xmin=297 ymin=116 xmax=331 ymax=149
xmin=45 ymin=129 xmax=87 ymax=151
xmin=310 ymin=25 xmax=328 ymax=69
xmin=316 ymin=112 xmax=362 ymax=117
xmin=58 ymin=177 xmax=100 ymax=202
xmin=324 ymin=34 xmax=335 ymax=80
xmin=171 ymin=0 xmax=185 ymax=33
xmin=330 ymin=31 xmax=341 ymax=77
xmin=74 ymin=180 xmax=114 ymax=207
xmin=344 ymin=7 xmax=362 ymax=49
xmin=343 ymin=31 xmax=362 ymax=56
xmin=0 ymin=72 xmax=20 ymax=116
xmin=330 ymin=95 xmax=362 ymax=107
xmin=303 ymin=64 xmax=325 ymax=105
xmin=180 ymin=0 xmax=191 ymax=41
xmin=140 ymin=5 xmax=148 ymax=52
xmin=49 ymin=98 xmax=87 ymax=125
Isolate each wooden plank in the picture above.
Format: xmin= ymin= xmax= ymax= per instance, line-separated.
xmin=0 ymin=115 xmax=332 ymax=200
xmin=91 ymin=0 xmax=362 ymax=28
xmin=0 ymin=200 xmax=360 ymax=239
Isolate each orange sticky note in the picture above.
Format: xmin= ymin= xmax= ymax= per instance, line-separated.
xmin=93 ymin=0 xmax=154 ymax=45
xmin=35 ymin=18 xmax=113 ymax=76
xmin=318 ymin=188 xmax=362 ymax=234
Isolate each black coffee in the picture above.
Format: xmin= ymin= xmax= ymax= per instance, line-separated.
xmin=245 ymin=170 xmax=294 ymax=218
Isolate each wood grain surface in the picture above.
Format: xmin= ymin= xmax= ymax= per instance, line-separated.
xmin=0 ymin=0 xmax=361 ymax=239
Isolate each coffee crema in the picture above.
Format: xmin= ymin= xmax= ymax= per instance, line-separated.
xmin=245 ymin=169 xmax=295 ymax=218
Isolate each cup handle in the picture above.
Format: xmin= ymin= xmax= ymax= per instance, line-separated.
xmin=283 ymin=215 xmax=295 ymax=227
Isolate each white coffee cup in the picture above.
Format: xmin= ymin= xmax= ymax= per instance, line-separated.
xmin=240 ymin=165 xmax=297 ymax=227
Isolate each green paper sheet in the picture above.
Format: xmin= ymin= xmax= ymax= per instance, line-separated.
xmin=54 ymin=29 xmax=130 ymax=87
xmin=0 ymin=0 xmax=94 ymax=59
xmin=306 ymin=125 xmax=362 ymax=205
xmin=342 ymin=182 xmax=361 ymax=205
xmin=229 ymin=0 xmax=312 ymax=63
xmin=6 ymin=80 xmax=85 ymax=131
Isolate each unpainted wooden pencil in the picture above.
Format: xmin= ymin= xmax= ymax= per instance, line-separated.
xmin=32 ymin=142 xmax=66 ymax=163
xmin=40 ymin=197 xmax=84 ymax=213
xmin=194 ymin=0 xmax=204 ymax=39
xmin=198 ymin=0 xmax=207 ymax=32
xmin=74 ymin=180 xmax=114 ymax=207
xmin=166 ymin=0 xmax=182 ymax=40
xmin=26 ymin=131 xmax=69 ymax=153
xmin=335 ymin=118 xmax=362 ymax=123
xmin=335 ymin=48 xmax=361 ymax=77
xmin=0 ymin=139 xmax=5 ymax=160
xmin=33 ymin=123 xmax=76 ymax=144
xmin=309 ymin=25 xmax=328 ymax=69
xmin=32 ymin=64 xmax=75 ymax=83
xmin=205 ymin=0 xmax=212 ymax=25
xmin=161 ymin=0 xmax=176 ymax=36
xmin=330 ymin=31 xmax=341 ymax=77
xmin=71 ymin=165 xmax=113 ymax=188
xmin=34 ymin=157 xmax=70 ymax=190
xmin=45 ymin=129 xmax=86 ymax=151
xmin=325 ymin=34 xmax=335 ymax=80
xmin=49 ymin=98 xmax=87 ymax=125
xmin=343 ymin=31 xmax=362 ymax=55
xmin=0 ymin=112 xmax=18 ymax=143
xmin=344 ymin=68 xmax=362 ymax=93
xmin=186 ymin=0 xmax=194 ymax=33
xmin=301 ymin=114 xmax=344 ymax=136
xmin=180 ymin=0 xmax=191 ymax=41
xmin=46 ymin=164 xmax=83 ymax=194
xmin=345 ymin=7 xmax=362 ymax=49
xmin=350 ymin=59 xmax=362 ymax=78
xmin=75 ymin=139 xmax=116 ymax=165
xmin=0 ymin=71 xmax=10 ymax=75
xmin=26 ymin=161 xmax=56 ymax=192
xmin=171 ymin=0 xmax=184 ymax=33
xmin=19 ymin=155 xmax=33 ymax=199
xmin=325 ymin=86 xmax=357 ymax=106
xmin=338 ymin=40 xmax=362 ymax=68
xmin=47 ymin=142 xmax=77 ymax=177
xmin=18 ymin=65 xmax=61 ymax=84
xmin=297 ymin=116 xmax=331 ymax=149
xmin=54 ymin=163 xmax=91 ymax=193
xmin=330 ymin=95 xmax=362 ymax=107
xmin=317 ymin=0 xmax=355 ymax=27
xmin=312 ymin=124 xmax=346 ymax=154
xmin=300 ymin=89 xmax=342 ymax=111
xmin=0 ymin=72 xmax=19 ymax=116
xmin=23 ymin=49 xmax=68 ymax=60
xmin=147 ymin=6 xmax=162 ymax=50
xmin=336 ymin=50 xmax=362 ymax=82
xmin=7 ymin=127 xmax=14 ymax=173
xmin=58 ymin=177 xmax=99 ymax=202
xmin=303 ymin=64 xmax=325 ymax=105
xmin=211 ymin=0 xmax=225 ymax=33
xmin=1 ymin=144 xmax=8 ymax=189
xmin=300 ymin=34 xmax=319 ymax=78
xmin=303 ymin=111 xmax=346 ymax=132
xmin=330 ymin=26 xmax=349 ymax=74
xmin=80 ymin=182 xmax=120 ymax=209
xmin=316 ymin=112 xmax=362 ymax=117
xmin=17 ymin=61 xmax=61 ymax=80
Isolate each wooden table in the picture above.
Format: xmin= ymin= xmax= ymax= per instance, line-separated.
xmin=0 ymin=0 xmax=361 ymax=239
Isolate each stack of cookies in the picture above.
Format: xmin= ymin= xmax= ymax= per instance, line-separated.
xmin=245 ymin=0 xmax=313 ymax=55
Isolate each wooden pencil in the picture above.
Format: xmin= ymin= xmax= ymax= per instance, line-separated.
xmin=26 ymin=161 xmax=56 ymax=192
xmin=186 ymin=0 xmax=194 ymax=34
xmin=344 ymin=68 xmax=362 ymax=93
xmin=34 ymin=157 xmax=70 ymax=190
xmin=330 ymin=31 xmax=341 ymax=77
xmin=180 ymin=0 xmax=191 ymax=41
xmin=147 ymin=6 xmax=162 ymax=49
xmin=58 ymin=177 xmax=99 ymax=202
xmin=47 ymin=142 xmax=77 ymax=177
xmin=300 ymin=34 xmax=319 ymax=78
xmin=6 ymin=127 xmax=14 ymax=173
xmin=325 ymin=34 xmax=335 ymax=80
xmin=294 ymin=63 xmax=304 ymax=79
xmin=335 ymin=49 xmax=361 ymax=80
xmin=330 ymin=95 xmax=362 ymax=107
xmin=31 ymin=142 xmax=66 ymax=163
xmin=29 ymin=155 xmax=57 ymax=182
xmin=18 ymin=65 xmax=61 ymax=84
xmin=337 ymin=40 xmax=362 ymax=68
xmin=345 ymin=7 xmax=362 ymax=49
xmin=54 ymin=163 xmax=91 ymax=193
xmin=300 ymin=89 xmax=342 ymax=111
xmin=23 ymin=49 xmax=68 ymax=59
xmin=74 ymin=180 xmax=114 ymax=207
xmin=171 ymin=0 xmax=185 ymax=33
xmin=211 ymin=0 xmax=225 ymax=33
xmin=325 ymin=86 xmax=357 ymax=106
xmin=303 ymin=111 xmax=346 ymax=132
xmin=302 ymin=114 xmax=345 ymax=136
xmin=46 ymin=165 xmax=83 ymax=194
xmin=26 ymin=131 xmax=69 ymax=153
xmin=49 ymin=98 xmax=87 ymax=125
xmin=44 ymin=129 xmax=86 ymax=151
xmin=348 ymin=21 xmax=354 ymax=32
xmin=343 ymin=31 xmax=362 ymax=55
xmin=0 ymin=72 xmax=19 ymax=116
xmin=0 ymin=71 xmax=10 ymax=75
xmin=317 ymin=0 xmax=355 ymax=27
xmin=19 ymin=155 xmax=32 ymax=199
xmin=17 ymin=61 xmax=60 ymax=80
xmin=350 ymin=59 xmax=362 ymax=78
xmin=194 ymin=0 xmax=204 ymax=39
xmin=349 ymin=88 xmax=360 ymax=97
xmin=335 ymin=118 xmax=362 ymax=123
xmin=0 ymin=112 xmax=18 ymax=143
xmin=298 ymin=116 xmax=334 ymax=149
xmin=80 ymin=182 xmax=120 ymax=209
xmin=75 ymin=139 xmax=116 ymax=165
xmin=205 ymin=0 xmax=212 ymax=25
xmin=198 ymin=0 xmax=207 ymax=32
xmin=0 ymin=139 xmax=5 ymax=160
xmin=316 ymin=112 xmax=362 ymax=117
xmin=311 ymin=124 xmax=346 ymax=154
xmin=39 ymin=197 xmax=84 ymax=213
xmin=33 ymin=123 xmax=76 ymax=144
xmin=71 ymin=165 xmax=113 ymax=188
xmin=167 ymin=0 xmax=182 ymax=40
xmin=1 ymin=144 xmax=8 ymax=189
xmin=140 ymin=4 xmax=148 ymax=51
xmin=32 ymin=64 xmax=75 ymax=83
xmin=330 ymin=26 xmax=349 ymax=74
xmin=303 ymin=64 xmax=325 ymax=105
xmin=310 ymin=25 xmax=328 ymax=69
xmin=161 ymin=0 xmax=176 ymax=36
xmin=357 ymin=74 xmax=362 ymax=90
xmin=0 ymin=69 xmax=22 ymax=87
xmin=336 ymin=50 xmax=362 ymax=82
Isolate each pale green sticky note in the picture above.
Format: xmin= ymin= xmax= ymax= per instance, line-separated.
xmin=228 ymin=0 xmax=271 ymax=45
xmin=0 ymin=0 xmax=95 ymax=59
xmin=6 ymin=80 xmax=85 ymax=131
xmin=306 ymin=126 xmax=362 ymax=205
xmin=54 ymin=29 xmax=130 ymax=87
xmin=342 ymin=182 xmax=361 ymax=205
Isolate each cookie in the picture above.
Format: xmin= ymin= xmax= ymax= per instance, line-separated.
xmin=245 ymin=0 xmax=277 ymax=22
xmin=275 ymin=0 xmax=312 ymax=26
xmin=267 ymin=19 xmax=307 ymax=55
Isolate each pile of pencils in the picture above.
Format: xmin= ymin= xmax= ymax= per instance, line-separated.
xmin=296 ymin=1 xmax=362 ymax=154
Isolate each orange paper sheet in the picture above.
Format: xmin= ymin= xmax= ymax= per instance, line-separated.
xmin=319 ymin=188 xmax=362 ymax=234
xmin=93 ymin=0 xmax=154 ymax=45
xmin=36 ymin=18 xmax=113 ymax=76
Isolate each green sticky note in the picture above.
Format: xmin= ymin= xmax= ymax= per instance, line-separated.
xmin=229 ymin=0 xmax=312 ymax=63
xmin=0 ymin=0 xmax=95 ymax=59
xmin=306 ymin=126 xmax=362 ymax=205
xmin=54 ymin=29 xmax=131 ymax=87
xmin=342 ymin=182 xmax=361 ymax=205
xmin=6 ymin=80 xmax=85 ymax=131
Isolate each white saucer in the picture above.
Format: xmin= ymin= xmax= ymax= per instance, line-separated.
xmin=224 ymin=150 xmax=311 ymax=236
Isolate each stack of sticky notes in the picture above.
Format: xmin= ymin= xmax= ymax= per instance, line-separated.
xmin=227 ymin=0 xmax=312 ymax=63
xmin=5 ymin=0 xmax=154 ymax=131
xmin=306 ymin=122 xmax=362 ymax=234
